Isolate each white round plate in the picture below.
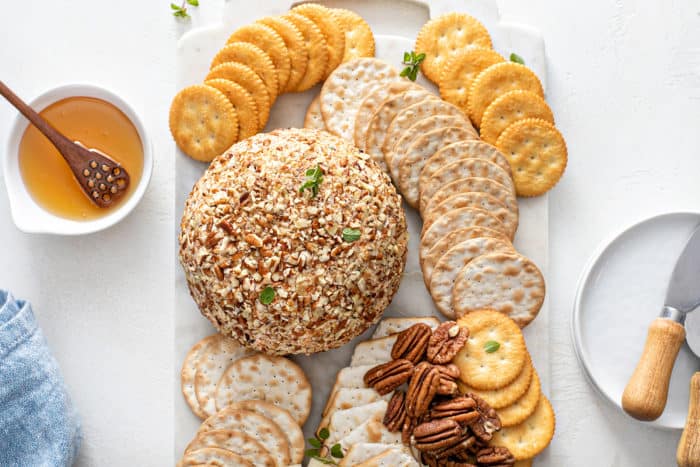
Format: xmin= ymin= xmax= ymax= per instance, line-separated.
xmin=573 ymin=212 xmax=700 ymax=429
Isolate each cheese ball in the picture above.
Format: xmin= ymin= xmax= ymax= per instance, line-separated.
xmin=179 ymin=128 xmax=407 ymax=354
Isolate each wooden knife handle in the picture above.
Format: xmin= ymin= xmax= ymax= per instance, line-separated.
xmin=677 ymin=372 xmax=700 ymax=467
xmin=622 ymin=318 xmax=686 ymax=421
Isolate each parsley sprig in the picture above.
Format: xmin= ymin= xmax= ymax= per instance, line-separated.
xmin=510 ymin=52 xmax=525 ymax=65
xmin=400 ymin=51 xmax=426 ymax=81
xmin=299 ymin=165 xmax=324 ymax=198
xmin=306 ymin=428 xmax=344 ymax=465
xmin=171 ymin=0 xmax=199 ymax=19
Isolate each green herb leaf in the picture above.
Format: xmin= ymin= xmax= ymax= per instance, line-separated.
xmin=400 ymin=50 xmax=426 ymax=82
xmin=318 ymin=427 xmax=330 ymax=440
xmin=330 ymin=444 xmax=344 ymax=458
xmin=342 ymin=228 xmax=361 ymax=243
xmin=311 ymin=456 xmax=337 ymax=465
xmin=510 ymin=52 xmax=525 ymax=65
xmin=305 ymin=448 xmax=321 ymax=457
xmin=186 ymin=0 xmax=199 ymax=5
xmin=484 ymin=340 xmax=500 ymax=353
xmin=308 ymin=437 xmax=322 ymax=448
xmin=259 ymin=286 xmax=275 ymax=305
xmin=299 ymin=164 xmax=324 ymax=198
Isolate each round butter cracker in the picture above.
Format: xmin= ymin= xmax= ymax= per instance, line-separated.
xmin=439 ymin=46 xmax=503 ymax=110
xmin=454 ymin=309 xmax=527 ymax=390
xmin=458 ymin=356 xmax=534 ymax=409
xmin=491 ymin=395 xmax=555 ymax=460
xmin=291 ymin=3 xmax=345 ymax=77
xmin=211 ymin=42 xmax=279 ymax=99
xmin=468 ymin=62 xmax=544 ymax=128
xmin=498 ymin=368 xmax=542 ymax=427
xmin=415 ymin=12 xmax=493 ymax=83
xmin=284 ymin=13 xmax=329 ymax=92
xmin=333 ymin=8 xmax=375 ymax=61
xmin=495 ymin=118 xmax=567 ymax=197
xmin=205 ymin=79 xmax=259 ymax=140
xmin=257 ymin=16 xmax=308 ymax=93
xmin=227 ymin=23 xmax=291 ymax=94
xmin=169 ymin=85 xmax=239 ymax=162
xmin=480 ymin=90 xmax=554 ymax=145
xmin=452 ymin=251 xmax=545 ymax=327
xmin=206 ymin=62 xmax=270 ymax=130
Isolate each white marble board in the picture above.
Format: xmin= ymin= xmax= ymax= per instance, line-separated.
xmin=174 ymin=0 xmax=550 ymax=461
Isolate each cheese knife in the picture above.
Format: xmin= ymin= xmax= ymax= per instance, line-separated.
xmin=622 ymin=224 xmax=700 ymax=422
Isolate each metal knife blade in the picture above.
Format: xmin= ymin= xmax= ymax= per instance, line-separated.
xmin=665 ymin=224 xmax=700 ymax=313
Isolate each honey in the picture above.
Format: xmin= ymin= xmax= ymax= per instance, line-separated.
xmin=18 ymin=96 xmax=143 ymax=221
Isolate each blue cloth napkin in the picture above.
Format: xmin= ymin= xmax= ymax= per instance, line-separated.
xmin=0 ymin=290 xmax=81 ymax=466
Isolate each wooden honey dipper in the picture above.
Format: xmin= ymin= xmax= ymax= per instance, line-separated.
xmin=0 ymin=80 xmax=130 ymax=208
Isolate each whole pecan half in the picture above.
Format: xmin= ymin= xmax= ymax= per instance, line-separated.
xmin=422 ymin=452 xmax=477 ymax=467
xmin=406 ymin=362 xmax=440 ymax=417
xmin=413 ymin=419 xmax=465 ymax=451
xmin=430 ymin=396 xmax=480 ymax=425
xmin=363 ymin=359 xmax=413 ymax=395
xmin=427 ymin=321 xmax=469 ymax=364
xmin=436 ymin=363 xmax=461 ymax=396
xmin=383 ymin=390 xmax=407 ymax=432
xmin=402 ymin=415 xmax=418 ymax=445
xmin=392 ymin=323 xmax=432 ymax=363
xmin=433 ymin=435 xmax=477 ymax=459
xmin=476 ymin=447 xmax=516 ymax=466
xmin=466 ymin=393 xmax=501 ymax=443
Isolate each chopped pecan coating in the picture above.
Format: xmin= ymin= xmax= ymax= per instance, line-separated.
xmin=406 ymin=362 xmax=440 ymax=417
xmin=391 ymin=323 xmax=432 ymax=363
xmin=383 ymin=390 xmax=407 ymax=432
xmin=364 ymin=359 xmax=413 ymax=395
xmin=427 ymin=321 xmax=469 ymax=364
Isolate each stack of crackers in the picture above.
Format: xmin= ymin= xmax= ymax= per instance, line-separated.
xmin=305 ymin=56 xmax=545 ymax=327
xmin=178 ymin=334 xmax=311 ymax=466
xmin=312 ymin=313 xmax=554 ymax=466
xmin=170 ymin=3 xmax=375 ymax=162
xmin=416 ymin=12 xmax=567 ymax=197
xmin=455 ymin=310 xmax=555 ymax=464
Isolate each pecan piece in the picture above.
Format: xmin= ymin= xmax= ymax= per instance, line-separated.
xmin=413 ymin=419 xmax=465 ymax=451
xmin=436 ymin=363 xmax=461 ymax=396
xmin=422 ymin=452 xmax=477 ymax=467
xmin=427 ymin=321 xmax=469 ymax=364
xmin=392 ymin=323 xmax=432 ymax=363
xmin=466 ymin=393 xmax=501 ymax=443
xmin=363 ymin=359 xmax=413 ymax=395
xmin=402 ymin=415 xmax=418 ymax=445
xmin=383 ymin=390 xmax=407 ymax=432
xmin=476 ymin=447 xmax=515 ymax=466
xmin=430 ymin=396 xmax=480 ymax=425
xmin=433 ymin=435 xmax=477 ymax=459
xmin=406 ymin=362 xmax=440 ymax=418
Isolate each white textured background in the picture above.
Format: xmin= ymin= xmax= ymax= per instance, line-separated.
xmin=1 ymin=0 xmax=698 ymax=465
